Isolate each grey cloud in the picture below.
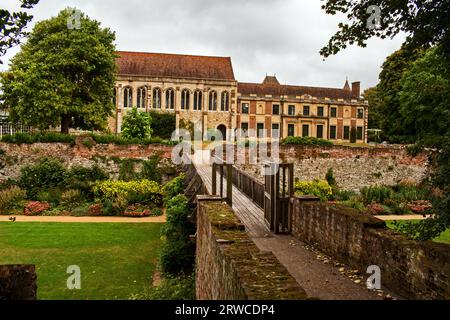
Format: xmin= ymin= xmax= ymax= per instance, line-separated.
xmin=1 ymin=0 xmax=405 ymax=91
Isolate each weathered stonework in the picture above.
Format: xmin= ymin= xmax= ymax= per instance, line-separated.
xmin=196 ymin=197 xmax=308 ymax=300
xmin=290 ymin=198 xmax=450 ymax=299
xmin=237 ymin=144 xmax=428 ymax=192
xmin=0 ymin=265 xmax=37 ymax=300
xmin=0 ymin=141 xmax=175 ymax=182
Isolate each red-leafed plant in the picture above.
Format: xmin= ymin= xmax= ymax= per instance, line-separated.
xmin=23 ymin=201 xmax=50 ymax=216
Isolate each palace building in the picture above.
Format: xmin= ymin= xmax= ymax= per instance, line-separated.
xmin=112 ymin=51 xmax=368 ymax=142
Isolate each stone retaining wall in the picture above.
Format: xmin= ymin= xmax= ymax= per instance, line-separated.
xmin=196 ymin=196 xmax=307 ymax=300
xmin=0 ymin=141 xmax=175 ymax=182
xmin=291 ymin=198 xmax=450 ymax=299
xmin=237 ymin=144 xmax=428 ymax=192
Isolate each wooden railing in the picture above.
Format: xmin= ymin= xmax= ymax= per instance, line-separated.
xmin=212 ymin=162 xmax=233 ymax=207
xmin=231 ymin=166 xmax=265 ymax=209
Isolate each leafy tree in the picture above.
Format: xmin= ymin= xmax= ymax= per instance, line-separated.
xmin=320 ymin=0 xmax=450 ymax=59
xmin=364 ymin=46 xmax=424 ymax=142
xmin=362 ymin=86 xmax=380 ymax=129
xmin=393 ymin=48 xmax=450 ymax=240
xmin=149 ymin=111 xmax=176 ymax=139
xmin=0 ymin=8 xmax=116 ymax=133
xmin=399 ymin=48 xmax=450 ymax=144
xmin=0 ymin=0 xmax=39 ymax=63
xmin=121 ymin=107 xmax=153 ymax=139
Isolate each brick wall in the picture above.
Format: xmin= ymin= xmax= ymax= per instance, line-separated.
xmin=196 ymin=197 xmax=307 ymax=300
xmin=291 ymin=198 xmax=450 ymax=299
xmin=0 ymin=265 xmax=37 ymax=300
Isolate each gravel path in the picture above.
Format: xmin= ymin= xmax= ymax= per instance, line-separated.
xmin=0 ymin=215 xmax=166 ymax=223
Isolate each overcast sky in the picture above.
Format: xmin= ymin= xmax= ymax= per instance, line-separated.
xmin=2 ymin=0 xmax=406 ymax=91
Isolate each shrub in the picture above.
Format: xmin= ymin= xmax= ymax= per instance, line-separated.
xmin=23 ymin=201 xmax=50 ymax=216
xmin=325 ymin=168 xmax=336 ymax=188
xmin=88 ymin=203 xmax=103 ymax=216
xmin=93 ymin=179 xmax=163 ymax=206
xmin=340 ymin=198 xmax=366 ymax=211
xmin=333 ymin=189 xmax=357 ymax=201
xmin=36 ymin=188 xmax=62 ymax=206
xmin=89 ymin=133 xmax=175 ymax=146
xmin=282 ymin=136 xmax=333 ymax=147
xmin=159 ymin=239 xmax=195 ymax=275
xmin=392 ymin=184 xmax=429 ymax=202
xmin=163 ymin=174 xmax=185 ymax=204
xmin=118 ymin=159 xmax=139 ymax=181
xmin=149 ymin=111 xmax=176 ymax=140
xmin=1 ymin=132 xmax=76 ymax=145
xmin=294 ymin=179 xmax=333 ymax=201
xmin=360 ymin=185 xmax=393 ymax=205
xmin=160 ymin=194 xmax=195 ymax=275
xmin=140 ymin=155 xmax=162 ymax=183
xmin=60 ymin=189 xmax=85 ymax=208
xmin=65 ymin=165 xmax=109 ymax=197
xmin=121 ymin=107 xmax=153 ymax=139
xmin=0 ymin=186 xmax=26 ymax=214
xmin=19 ymin=158 xmax=66 ymax=198
xmin=71 ymin=204 xmax=90 ymax=217
xmin=130 ymin=274 xmax=195 ymax=300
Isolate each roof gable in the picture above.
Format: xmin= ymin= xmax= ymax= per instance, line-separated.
xmin=116 ymin=51 xmax=235 ymax=81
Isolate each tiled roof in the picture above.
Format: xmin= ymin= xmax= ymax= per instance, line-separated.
xmin=238 ymin=79 xmax=357 ymax=100
xmin=116 ymin=51 xmax=235 ymax=81
xmin=262 ymin=75 xmax=280 ymax=85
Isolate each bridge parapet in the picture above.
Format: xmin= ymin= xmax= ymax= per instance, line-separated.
xmin=196 ymin=196 xmax=309 ymax=300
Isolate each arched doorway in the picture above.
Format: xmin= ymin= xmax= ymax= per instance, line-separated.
xmin=217 ymin=124 xmax=227 ymax=141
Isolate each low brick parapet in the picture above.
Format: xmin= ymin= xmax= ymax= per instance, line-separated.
xmin=0 ymin=265 xmax=37 ymax=300
xmin=196 ymin=197 xmax=308 ymax=300
xmin=291 ymin=198 xmax=450 ymax=299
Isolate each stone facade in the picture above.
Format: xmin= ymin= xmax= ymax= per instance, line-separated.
xmin=112 ymin=51 xmax=238 ymax=138
xmin=111 ymin=51 xmax=368 ymax=142
xmin=291 ymin=199 xmax=450 ymax=299
xmin=196 ymin=196 xmax=308 ymax=300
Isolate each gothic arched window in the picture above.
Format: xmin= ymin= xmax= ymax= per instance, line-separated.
xmin=165 ymin=88 xmax=174 ymax=110
xmin=221 ymin=91 xmax=229 ymax=111
xmin=209 ymin=91 xmax=217 ymax=111
xmin=153 ymin=88 xmax=161 ymax=109
xmin=181 ymin=89 xmax=190 ymax=110
xmin=137 ymin=87 xmax=146 ymax=108
xmin=112 ymin=88 xmax=117 ymax=107
xmin=123 ymin=87 xmax=132 ymax=108
xmin=193 ymin=90 xmax=202 ymax=111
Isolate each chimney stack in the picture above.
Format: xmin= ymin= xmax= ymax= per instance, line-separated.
xmin=351 ymin=81 xmax=360 ymax=98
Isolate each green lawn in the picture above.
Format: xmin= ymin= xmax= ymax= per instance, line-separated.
xmin=0 ymin=222 xmax=163 ymax=300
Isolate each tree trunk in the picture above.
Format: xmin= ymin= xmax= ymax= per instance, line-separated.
xmin=61 ymin=115 xmax=70 ymax=134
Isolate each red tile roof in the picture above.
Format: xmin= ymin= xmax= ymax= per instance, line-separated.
xmin=239 ymin=76 xmax=358 ymax=100
xmin=116 ymin=51 xmax=235 ymax=81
